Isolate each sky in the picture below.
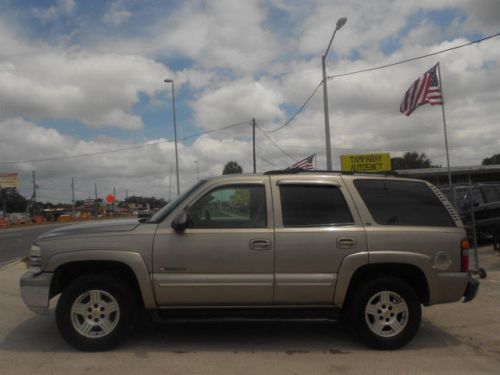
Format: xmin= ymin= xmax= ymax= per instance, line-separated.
xmin=0 ymin=0 xmax=499 ymax=203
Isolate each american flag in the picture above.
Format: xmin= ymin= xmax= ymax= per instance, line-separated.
xmin=289 ymin=154 xmax=315 ymax=171
xmin=400 ymin=63 xmax=443 ymax=116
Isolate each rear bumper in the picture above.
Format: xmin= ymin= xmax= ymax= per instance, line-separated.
xmin=463 ymin=277 xmax=479 ymax=303
xmin=432 ymin=272 xmax=479 ymax=305
xmin=20 ymin=271 xmax=53 ymax=315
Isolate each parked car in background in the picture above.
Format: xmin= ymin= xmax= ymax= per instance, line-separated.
xmin=137 ymin=207 xmax=151 ymax=219
xmin=439 ymin=183 xmax=500 ymax=241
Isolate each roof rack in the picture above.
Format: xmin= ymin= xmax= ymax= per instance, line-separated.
xmin=264 ymin=169 xmax=399 ymax=176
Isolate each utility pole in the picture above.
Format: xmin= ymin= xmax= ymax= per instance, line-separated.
xmin=94 ymin=182 xmax=98 ymax=217
xmin=32 ymin=170 xmax=37 ymax=204
xmin=1 ymin=186 xmax=6 ymax=218
xmin=71 ymin=177 xmax=75 ymax=217
xmin=168 ymin=165 xmax=173 ymax=202
xmin=113 ymin=186 xmax=116 ymax=213
xmin=252 ymin=118 xmax=256 ymax=173
xmin=31 ymin=170 xmax=38 ymax=214
xmin=195 ymin=161 xmax=200 ymax=181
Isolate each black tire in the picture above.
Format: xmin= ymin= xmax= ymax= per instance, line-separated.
xmin=56 ymin=273 xmax=138 ymax=351
xmin=348 ymin=276 xmax=421 ymax=350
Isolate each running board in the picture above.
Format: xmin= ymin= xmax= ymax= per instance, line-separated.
xmin=152 ymin=307 xmax=340 ymax=323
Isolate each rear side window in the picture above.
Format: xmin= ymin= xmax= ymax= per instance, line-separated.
xmin=354 ymin=179 xmax=455 ymax=227
xmin=280 ymin=185 xmax=353 ymax=226
xmin=480 ymin=185 xmax=500 ymax=203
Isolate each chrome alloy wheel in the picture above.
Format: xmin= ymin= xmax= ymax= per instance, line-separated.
xmin=364 ymin=290 xmax=409 ymax=338
xmin=70 ymin=290 xmax=120 ymax=338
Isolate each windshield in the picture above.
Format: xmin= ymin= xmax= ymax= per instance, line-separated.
xmin=148 ymin=180 xmax=206 ymax=223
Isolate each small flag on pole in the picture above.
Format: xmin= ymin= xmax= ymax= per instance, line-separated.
xmin=288 ymin=154 xmax=316 ymax=171
xmin=400 ymin=63 xmax=443 ymax=116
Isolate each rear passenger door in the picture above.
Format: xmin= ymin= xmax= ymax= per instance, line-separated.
xmin=271 ymin=175 xmax=367 ymax=305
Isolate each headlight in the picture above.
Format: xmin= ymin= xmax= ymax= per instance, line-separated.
xmin=29 ymin=245 xmax=42 ymax=274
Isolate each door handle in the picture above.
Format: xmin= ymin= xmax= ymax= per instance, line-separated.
xmin=336 ymin=237 xmax=357 ymax=249
xmin=249 ymin=239 xmax=272 ymax=250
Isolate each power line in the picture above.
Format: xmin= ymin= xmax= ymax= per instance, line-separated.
xmin=256 ymin=126 xmax=295 ymax=162
xmin=0 ymin=121 xmax=249 ymax=165
xmin=259 ymin=33 xmax=499 ymax=136
xmin=328 ymin=32 xmax=500 ymax=79
xmin=262 ymin=81 xmax=323 ymax=134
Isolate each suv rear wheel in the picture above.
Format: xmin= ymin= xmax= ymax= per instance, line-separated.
xmin=56 ymin=274 xmax=138 ymax=351
xmin=349 ymin=276 xmax=421 ymax=350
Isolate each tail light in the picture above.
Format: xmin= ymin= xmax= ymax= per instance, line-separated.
xmin=461 ymin=238 xmax=470 ymax=273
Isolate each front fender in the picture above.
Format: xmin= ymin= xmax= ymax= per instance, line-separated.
xmin=47 ymin=250 xmax=156 ymax=309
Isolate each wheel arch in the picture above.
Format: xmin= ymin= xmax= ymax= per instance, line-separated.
xmin=48 ymin=251 xmax=156 ymax=309
xmin=340 ymin=263 xmax=430 ymax=309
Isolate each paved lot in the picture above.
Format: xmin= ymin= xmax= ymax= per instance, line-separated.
xmin=0 ymin=247 xmax=499 ymax=374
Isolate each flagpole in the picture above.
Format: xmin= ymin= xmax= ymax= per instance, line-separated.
xmin=437 ymin=62 xmax=454 ymax=205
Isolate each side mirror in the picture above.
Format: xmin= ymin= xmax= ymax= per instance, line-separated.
xmin=171 ymin=209 xmax=188 ymax=232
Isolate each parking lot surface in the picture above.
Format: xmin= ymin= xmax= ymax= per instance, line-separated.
xmin=1 ymin=247 xmax=499 ymax=374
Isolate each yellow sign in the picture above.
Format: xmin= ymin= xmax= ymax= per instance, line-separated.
xmin=0 ymin=173 xmax=18 ymax=188
xmin=340 ymin=153 xmax=391 ymax=172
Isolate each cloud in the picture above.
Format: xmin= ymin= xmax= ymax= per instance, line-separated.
xmin=0 ymin=49 xmax=170 ymax=130
xmin=192 ymin=77 xmax=285 ymax=131
xmin=32 ymin=0 xmax=76 ymax=22
xmin=103 ymin=1 xmax=131 ymax=26
xmin=1 ymin=0 xmax=500 ymax=205
xmin=102 ymin=0 xmax=280 ymax=74
xmin=0 ymin=118 xmax=264 ymax=203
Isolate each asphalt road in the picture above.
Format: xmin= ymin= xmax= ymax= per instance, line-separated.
xmin=0 ymin=224 xmax=67 ymax=266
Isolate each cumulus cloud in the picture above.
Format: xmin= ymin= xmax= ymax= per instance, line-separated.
xmin=0 ymin=49 xmax=170 ymax=130
xmin=1 ymin=0 xmax=499 ymax=204
xmin=103 ymin=1 xmax=131 ymax=26
xmin=0 ymin=118 xmax=264 ymax=203
xmin=32 ymin=0 xmax=76 ymax=22
xmin=192 ymin=78 xmax=285 ymax=131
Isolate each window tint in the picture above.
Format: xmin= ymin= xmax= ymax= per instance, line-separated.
xmin=188 ymin=185 xmax=266 ymax=228
xmin=354 ymin=179 xmax=455 ymax=227
xmin=480 ymin=185 xmax=500 ymax=203
xmin=280 ymin=185 xmax=353 ymax=226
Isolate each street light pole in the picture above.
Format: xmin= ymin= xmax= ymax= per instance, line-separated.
xmin=164 ymin=79 xmax=180 ymax=196
xmin=322 ymin=17 xmax=347 ymax=170
xmin=194 ymin=160 xmax=199 ymax=181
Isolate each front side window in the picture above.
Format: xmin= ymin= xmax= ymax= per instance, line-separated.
xmin=280 ymin=185 xmax=353 ymax=226
xmin=354 ymin=179 xmax=455 ymax=227
xmin=188 ymin=185 xmax=266 ymax=228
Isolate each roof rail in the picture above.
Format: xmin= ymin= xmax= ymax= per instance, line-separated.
xmin=264 ymin=169 xmax=399 ymax=176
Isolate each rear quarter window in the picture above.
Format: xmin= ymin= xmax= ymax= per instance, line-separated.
xmin=354 ymin=179 xmax=456 ymax=227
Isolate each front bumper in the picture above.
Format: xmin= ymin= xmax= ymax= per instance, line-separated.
xmin=463 ymin=277 xmax=479 ymax=303
xmin=20 ymin=271 xmax=53 ymax=315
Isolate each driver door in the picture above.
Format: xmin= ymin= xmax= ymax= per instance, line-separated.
xmin=152 ymin=179 xmax=274 ymax=306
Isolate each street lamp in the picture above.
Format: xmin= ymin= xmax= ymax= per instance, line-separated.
xmin=164 ymin=78 xmax=180 ymax=196
xmin=194 ymin=160 xmax=199 ymax=181
xmin=322 ymin=17 xmax=347 ymax=170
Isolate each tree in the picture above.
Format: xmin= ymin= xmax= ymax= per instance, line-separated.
xmin=391 ymin=151 xmax=438 ymax=170
xmin=2 ymin=189 xmax=28 ymax=213
xmin=222 ymin=161 xmax=243 ymax=175
xmin=482 ymin=154 xmax=500 ymax=165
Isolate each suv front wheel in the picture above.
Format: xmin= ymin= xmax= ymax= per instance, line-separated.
xmin=349 ymin=276 xmax=421 ymax=350
xmin=56 ymin=274 xmax=137 ymax=351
